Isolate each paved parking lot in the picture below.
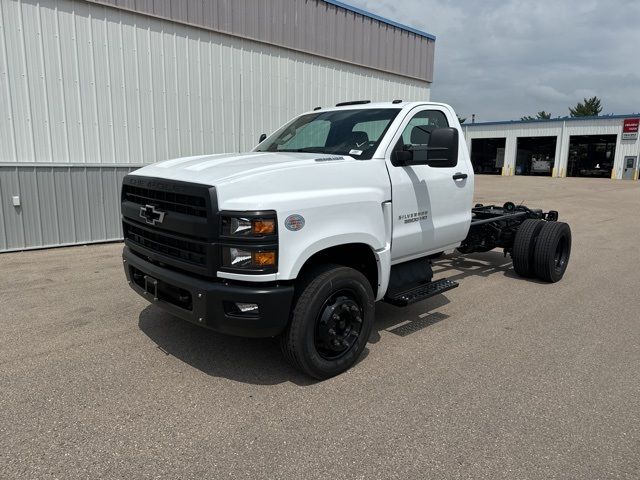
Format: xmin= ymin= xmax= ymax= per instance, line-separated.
xmin=1 ymin=176 xmax=639 ymax=479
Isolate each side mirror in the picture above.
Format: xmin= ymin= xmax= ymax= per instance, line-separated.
xmin=394 ymin=149 xmax=413 ymax=165
xmin=402 ymin=127 xmax=459 ymax=167
xmin=424 ymin=127 xmax=458 ymax=167
xmin=258 ymin=133 xmax=267 ymax=143
xmin=405 ymin=144 xmax=429 ymax=164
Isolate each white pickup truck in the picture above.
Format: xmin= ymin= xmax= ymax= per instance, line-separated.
xmin=121 ymin=101 xmax=571 ymax=378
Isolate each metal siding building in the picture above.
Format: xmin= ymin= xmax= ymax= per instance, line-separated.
xmin=463 ymin=116 xmax=640 ymax=180
xmin=0 ymin=0 xmax=435 ymax=252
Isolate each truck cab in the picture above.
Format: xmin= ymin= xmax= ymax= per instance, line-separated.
xmin=121 ymin=101 xmax=570 ymax=379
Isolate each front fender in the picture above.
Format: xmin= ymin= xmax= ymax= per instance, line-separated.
xmin=282 ymin=233 xmax=383 ymax=281
xmin=276 ymin=200 xmax=388 ymax=282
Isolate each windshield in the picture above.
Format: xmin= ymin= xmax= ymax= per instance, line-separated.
xmin=254 ymin=108 xmax=401 ymax=159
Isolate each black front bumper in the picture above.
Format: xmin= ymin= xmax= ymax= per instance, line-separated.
xmin=123 ymin=247 xmax=294 ymax=338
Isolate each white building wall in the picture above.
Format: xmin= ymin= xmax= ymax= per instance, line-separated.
xmin=556 ymin=120 xmax=622 ymax=178
xmin=0 ymin=0 xmax=430 ymax=166
xmin=464 ymin=117 xmax=640 ymax=179
xmin=463 ymin=123 xmax=563 ymax=176
xmin=0 ymin=0 xmax=430 ymax=251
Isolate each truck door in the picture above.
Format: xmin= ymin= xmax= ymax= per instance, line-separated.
xmin=385 ymin=107 xmax=473 ymax=263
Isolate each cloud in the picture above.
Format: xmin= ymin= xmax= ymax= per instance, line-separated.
xmin=528 ymin=85 xmax=570 ymax=103
xmin=349 ymin=0 xmax=640 ymax=120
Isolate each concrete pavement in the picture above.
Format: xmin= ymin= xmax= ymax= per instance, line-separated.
xmin=1 ymin=176 xmax=638 ymax=479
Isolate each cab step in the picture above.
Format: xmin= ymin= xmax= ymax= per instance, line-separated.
xmin=384 ymin=278 xmax=459 ymax=307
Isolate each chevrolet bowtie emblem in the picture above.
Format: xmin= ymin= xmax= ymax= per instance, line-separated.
xmin=139 ymin=204 xmax=165 ymax=225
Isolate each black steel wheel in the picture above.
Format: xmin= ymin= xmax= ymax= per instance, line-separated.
xmin=512 ymin=219 xmax=544 ymax=278
xmin=279 ymin=264 xmax=375 ymax=379
xmin=314 ymin=289 xmax=364 ymax=360
xmin=533 ymin=221 xmax=571 ymax=282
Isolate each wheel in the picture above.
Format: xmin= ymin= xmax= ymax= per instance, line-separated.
xmin=533 ymin=221 xmax=571 ymax=282
xmin=279 ymin=264 xmax=375 ymax=379
xmin=512 ymin=219 xmax=544 ymax=277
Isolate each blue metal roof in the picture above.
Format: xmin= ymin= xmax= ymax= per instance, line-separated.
xmin=464 ymin=114 xmax=640 ymax=128
xmin=322 ymin=0 xmax=436 ymax=41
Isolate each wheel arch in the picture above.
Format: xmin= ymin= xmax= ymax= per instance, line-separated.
xmin=293 ymin=243 xmax=380 ymax=298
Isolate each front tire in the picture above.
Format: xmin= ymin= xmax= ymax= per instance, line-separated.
xmin=279 ymin=265 xmax=375 ymax=379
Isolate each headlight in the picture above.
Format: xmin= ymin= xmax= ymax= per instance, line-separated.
xmin=221 ymin=215 xmax=276 ymax=237
xmin=219 ymin=211 xmax=278 ymax=273
xmin=221 ymin=247 xmax=277 ymax=271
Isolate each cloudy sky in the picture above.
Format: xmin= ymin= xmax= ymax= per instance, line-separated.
xmin=350 ymin=0 xmax=640 ymax=122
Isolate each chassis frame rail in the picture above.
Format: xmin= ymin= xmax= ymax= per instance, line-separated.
xmin=459 ymin=202 xmax=559 ymax=254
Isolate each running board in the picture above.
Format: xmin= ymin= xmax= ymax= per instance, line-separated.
xmin=384 ymin=278 xmax=459 ymax=307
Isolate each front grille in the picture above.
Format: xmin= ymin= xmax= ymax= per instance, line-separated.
xmin=121 ymin=176 xmax=218 ymax=276
xmin=124 ymin=223 xmax=206 ymax=266
xmin=122 ymin=184 xmax=207 ymax=218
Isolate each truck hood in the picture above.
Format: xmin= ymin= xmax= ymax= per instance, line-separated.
xmin=129 ymin=152 xmax=354 ymax=186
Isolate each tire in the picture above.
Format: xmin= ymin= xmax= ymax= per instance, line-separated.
xmin=279 ymin=264 xmax=375 ymax=380
xmin=512 ymin=219 xmax=544 ymax=278
xmin=533 ymin=221 xmax=572 ymax=282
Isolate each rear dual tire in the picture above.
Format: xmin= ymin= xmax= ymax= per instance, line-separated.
xmin=533 ymin=221 xmax=572 ymax=282
xmin=512 ymin=220 xmax=571 ymax=282
xmin=512 ymin=219 xmax=544 ymax=278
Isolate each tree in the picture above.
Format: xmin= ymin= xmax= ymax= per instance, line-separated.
xmin=569 ymin=96 xmax=602 ymax=117
xmin=521 ymin=111 xmax=552 ymax=121
xmin=457 ymin=115 xmax=466 ymax=124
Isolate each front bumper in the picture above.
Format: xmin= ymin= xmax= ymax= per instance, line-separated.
xmin=123 ymin=247 xmax=294 ymax=337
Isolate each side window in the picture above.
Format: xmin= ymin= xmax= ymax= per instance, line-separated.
xmin=393 ymin=110 xmax=454 ymax=167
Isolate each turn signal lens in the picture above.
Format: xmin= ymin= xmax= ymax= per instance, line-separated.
xmin=252 ymin=251 xmax=276 ymax=266
xmin=252 ymin=219 xmax=276 ymax=235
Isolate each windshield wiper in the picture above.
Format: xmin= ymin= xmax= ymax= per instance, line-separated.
xmin=277 ymin=147 xmax=327 ymax=153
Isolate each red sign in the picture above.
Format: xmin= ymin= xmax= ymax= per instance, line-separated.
xmin=623 ymin=118 xmax=639 ymax=140
xmin=623 ymin=118 xmax=639 ymax=133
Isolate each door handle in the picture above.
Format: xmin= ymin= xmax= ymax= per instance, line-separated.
xmin=452 ymin=172 xmax=468 ymax=180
